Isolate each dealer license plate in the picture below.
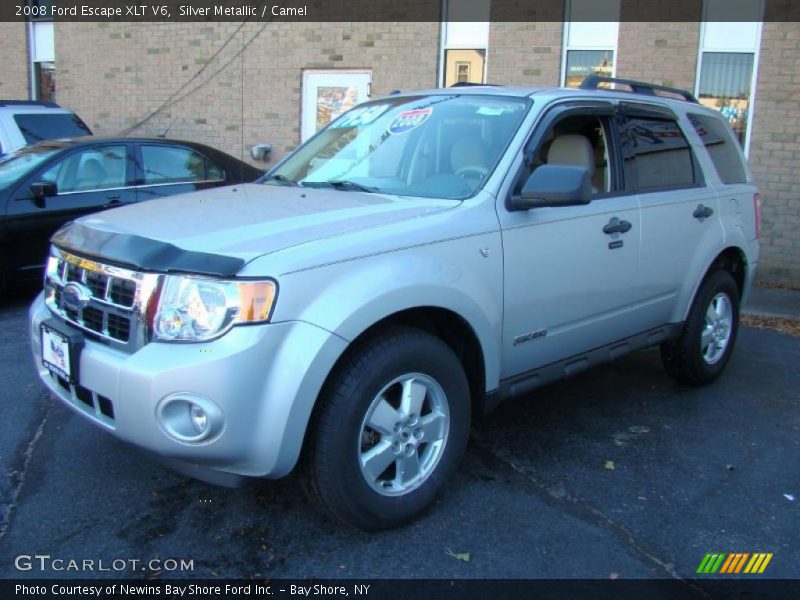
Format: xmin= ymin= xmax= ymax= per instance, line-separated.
xmin=41 ymin=323 xmax=75 ymax=382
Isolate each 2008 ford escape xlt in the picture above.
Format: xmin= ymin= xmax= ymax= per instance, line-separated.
xmin=30 ymin=77 xmax=760 ymax=530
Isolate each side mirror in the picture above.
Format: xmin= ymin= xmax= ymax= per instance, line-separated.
xmin=250 ymin=143 xmax=272 ymax=162
xmin=510 ymin=165 xmax=592 ymax=210
xmin=30 ymin=181 xmax=58 ymax=206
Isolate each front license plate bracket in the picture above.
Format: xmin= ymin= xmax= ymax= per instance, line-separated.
xmin=41 ymin=318 xmax=84 ymax=384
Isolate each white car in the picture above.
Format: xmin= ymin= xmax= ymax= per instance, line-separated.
xmin=0 ymin=100 xmax=91 ymax=157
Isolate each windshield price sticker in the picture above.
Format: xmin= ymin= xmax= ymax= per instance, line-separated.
xmin=331 ymin=105 xmax=390 ymax=129
xmin=388 ymin=108 xmax=433 ymax=135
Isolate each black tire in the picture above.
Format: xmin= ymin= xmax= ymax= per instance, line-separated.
xmin=661 ymin=269 xmax=740 ymax=386
xmin=304 ymin=326 xmax=470 ymax=530
xmin=0 ymin=249 xmax=8 ymax=294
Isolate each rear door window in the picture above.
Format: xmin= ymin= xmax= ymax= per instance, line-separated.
xmin=140 ymin=145 xmax=220 ymax=184
xmin=687 ymin=113 xmax=747 ymax=184
xmin=623 ymin=116 xmax=699 ymax=192
xmin=13 ymin=113 xmax=92 ymax=145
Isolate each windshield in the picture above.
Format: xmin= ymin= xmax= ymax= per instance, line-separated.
xmin=0 ymin=148 xmax=59 ymax=190
xmin=262 ymin=94 xmax=530 ymax=199
xmin=13 ymin=113 xmax=92 ymax=145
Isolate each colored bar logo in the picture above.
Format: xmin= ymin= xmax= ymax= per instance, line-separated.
xmin=697 ymin=553 xmax=773 ymax=574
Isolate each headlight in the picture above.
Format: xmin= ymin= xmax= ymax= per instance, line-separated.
xmin=153 ymin=275 xmax=277 ymax=342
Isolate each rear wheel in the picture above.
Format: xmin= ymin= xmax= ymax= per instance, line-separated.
xmin=304 ymin=326 xmax=470 ymax=530
xmin=661 ymin=270 xmax=740 ymax=385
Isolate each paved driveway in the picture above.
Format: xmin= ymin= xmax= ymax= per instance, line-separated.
xmin=1 ymin=289 xmax=798 ymax=581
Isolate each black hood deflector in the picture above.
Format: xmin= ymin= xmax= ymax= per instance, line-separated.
xmin=51 ymin=221 xmax=246 ymax=277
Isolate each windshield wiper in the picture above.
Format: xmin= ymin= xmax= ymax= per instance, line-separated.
xmin=302 ymin=180 xmax=378 ymax=193
xmin=261 ymin=174 xmax=300 ymax=187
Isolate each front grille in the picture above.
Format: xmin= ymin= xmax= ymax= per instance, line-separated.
xmin=107 ymin=313 xmax=131 ymax=341
xmin=82 ymin=306 xmax=106 ymax=336
xmin=109 ymin=278 xmax=136 ymax=306
xmin=44 ymin=247 xmax=161 ymax=352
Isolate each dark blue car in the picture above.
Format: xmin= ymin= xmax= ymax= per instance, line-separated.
xmin=0 ymin=137 xmax=263 ymax=290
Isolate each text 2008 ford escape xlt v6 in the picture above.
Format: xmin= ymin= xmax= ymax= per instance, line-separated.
xmin=30 ymin=77 xmax=760 ymax=530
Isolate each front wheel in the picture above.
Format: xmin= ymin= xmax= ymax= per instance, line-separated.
xmin=661 ymin=269 xmax=740 ymax=385
xmin=303 ymin=326 xmax=470 ymax=530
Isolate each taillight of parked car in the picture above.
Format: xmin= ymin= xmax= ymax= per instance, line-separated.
xmin=754 ymin=193 xmax=762 ymax=238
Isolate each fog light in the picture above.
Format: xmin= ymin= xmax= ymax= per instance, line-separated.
xmin=156 ymin=393 xmax=224 ymax=444
xmin=190 ymin=404 xmax=208 ymax=434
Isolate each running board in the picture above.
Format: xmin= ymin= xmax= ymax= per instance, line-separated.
xmin=486 ymin=323 xmax=683 ymax=412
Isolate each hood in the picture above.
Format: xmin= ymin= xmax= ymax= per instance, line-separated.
xmin=53 ymin=184 xmax=458 ymax=275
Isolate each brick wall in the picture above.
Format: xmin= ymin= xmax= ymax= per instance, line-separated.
xmin=0 ymin=23 xmax=29 ymax=99
xmin=488 ymin=21 xmax=700 ymax=93
xmin=747 ymin=21 xmax=800 ymax=285
xmin=488 ymin=21 xmax=563 ymax=85
xmin=616 ymin=22 xmax=700 ymax=91
xmin=55 ymin=22 xmax=438 ymax=167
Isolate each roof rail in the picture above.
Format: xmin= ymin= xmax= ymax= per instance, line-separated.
xmin=449 ymin=82 xmax=500 ymax=88
xmin=0 ymin=100 xmax=61 ymax=108
xmin=579 ymin=75 xmax=698 ymax=103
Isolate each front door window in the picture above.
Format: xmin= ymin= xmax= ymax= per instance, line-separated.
xmin=40 ymin=146 xmax=127 ymax=193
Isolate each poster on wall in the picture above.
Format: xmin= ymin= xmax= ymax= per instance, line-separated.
xmin=302 ymin=71 xmax=371 ymax=141
xmin=315 ymin=86 xmax=360 ymax=131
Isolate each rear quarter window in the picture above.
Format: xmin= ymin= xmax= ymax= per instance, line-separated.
xmin=13 ymin=113 xmax=92 ymax=145
xmin=688 ymin=113 xmax=748 ymax=184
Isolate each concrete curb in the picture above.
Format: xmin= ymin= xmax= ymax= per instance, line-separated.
xmin=742 ymin=285 xmax=800 ymax=320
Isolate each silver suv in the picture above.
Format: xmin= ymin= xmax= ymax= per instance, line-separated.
xmin=29 ymin=77 xmax=760 ymax=530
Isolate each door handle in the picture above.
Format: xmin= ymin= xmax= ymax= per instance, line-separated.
xmin=103 ymin=198 xmax=121 ymax=208
xmin=603 ymin=217 xmax=633 ymax=235
xmin=693 ymin=204 xmax=714 ymax=219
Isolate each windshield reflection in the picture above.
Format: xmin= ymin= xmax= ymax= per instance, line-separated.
xmin=262 ymin=94 xmax=531 ymax=200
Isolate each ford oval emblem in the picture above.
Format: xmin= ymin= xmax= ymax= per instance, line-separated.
xmin=61 ymin=282 xmax=93 ymax=311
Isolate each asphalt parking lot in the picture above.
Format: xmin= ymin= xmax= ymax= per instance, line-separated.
xmin=0 ymin=288 xmax=798 ymax=582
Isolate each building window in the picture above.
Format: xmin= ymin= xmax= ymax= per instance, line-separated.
xmin=35 ymin=61 xmax=56 ymax=102
xmin=439 ymin=0 xmax=489 ymax=87
xmin=456 ymin=62 xmax=470 ymax=83
xmin=564 ymin=50 xmax=614 ymax=88
xmin=695 ymin=0 xmax=764 ymax=154
xmin=28 ymin=2 xmax=56 ymax=102
xmin=561 ymin=0 xmax=620 ymax=88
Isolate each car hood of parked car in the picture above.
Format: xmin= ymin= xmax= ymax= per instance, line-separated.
xmin=52 ymin=183 xmax=460 ymax=275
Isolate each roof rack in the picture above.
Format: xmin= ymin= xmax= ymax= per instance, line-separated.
xmin=449 ymin=82 xmax=500 ymax=88
xmin=0 ymin=100 xmax=61 ymax=108
xmin=579 ymin=75 xmax=698 ymax=103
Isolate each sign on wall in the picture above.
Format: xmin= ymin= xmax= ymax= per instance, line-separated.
xmin=301 ymin=70 xmax=371 ymax=142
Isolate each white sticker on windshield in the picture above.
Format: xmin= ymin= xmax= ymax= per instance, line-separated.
xmin=330 ymin=105 xmax=391 ymax=129
xmin=388 ymin=107 xmax=433 ymax=135
xmin=476 ymin=107 xmax=505 ymax=116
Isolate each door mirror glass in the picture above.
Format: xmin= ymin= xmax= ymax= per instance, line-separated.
xmin=512 ymin=165 xmax=592 ymax=210
xmin=30 ymin=180 xmax=58 ymax=202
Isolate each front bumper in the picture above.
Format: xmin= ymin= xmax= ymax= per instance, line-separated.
xmin=30 ymin=292 xmax=347 ymax=481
